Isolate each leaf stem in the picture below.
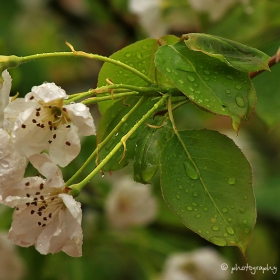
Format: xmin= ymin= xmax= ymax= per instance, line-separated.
xmin=12 ymin=49 xmax=154 ymax=85
xmin=65 ymin=96 xmax=146 ymax=186
xmin=68 ymin=94 xmax=169 ymax=194
xmin=249 ymin=48 xmax=280 ymax=79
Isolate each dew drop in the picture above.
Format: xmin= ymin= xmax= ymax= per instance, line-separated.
xmin=166 ymin=67 xmax=171 ymax=73
xmin=185 ymin=188 xmax=189 ymax=193
xmin=243 ymin=219 xmax=248 ymax=225
xmin=179 ymin=80 xmax=184 ymax=85
xmin=195 ymin=214 xmax=201 ymax=219
xmin=235 ymin=96 xmax=245 ymax=107
xmin=226 ymin=226 xmax=235 ymax=235
xmin=187 ymin=206 xmax=193 ymax=211
xmin=235 ymin=84 xmax=242 ymax=90
xmin=227 ymin=218 xmax=232 ymax=222
xmin=239 ymin=206 xmax=246 ymax=213
xmin=176 ymin=195 xmax=180 ymax=200
xmin=136 ymin=52 xmax=142 ymax=59
xmin=203 ymin=207 xmax=208 ymax=212
xmin=183 ymin=160 xmax=199 ymax=180
xmin=225 ymin=89 xmax=231 ymax=94
xmin=209 ymin=236 xmax=227 ymax=246
xmin=176 ymin=178 xmax=181 ymax=182
xmin=227 ymin=177 xmax=236 ymax=185
xmin=230 ymin=205 xmax=235 ymax=209
xmin=178 ymin=185 xmax=183 ymax=190
xmin=187 ymin=75 xmax=195 ymax=82
xmin=125 ymin=52 xmax=131 ymax=57
xmin=222 ymin=207 xmax=228 ymax=213
xmin=192 ymin=191 xmax=198 ymax=197
xmin=226 ymin=75 xmax=234 ymax=80
xmin=203 ymin=70 xmax=210 ymax=75
xmin=245 ymin=228 xmax=250 ymax=233
xmin=198 ymin=229 xmax=202 ymax=233
xmin=212 ymin=226 xmax=220 ymax=231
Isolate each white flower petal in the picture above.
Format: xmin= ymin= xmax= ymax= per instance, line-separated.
xmin=27 ymin=82 xmax=68 ymax=103
xmin=59 ymin=193 xmax=82 ymax=222
xmin=29 ymin=154 xmax=64 ymax=187
xmin=65 ymin=103 xmax=96 ymax=136
xmin=49 ymin=124 xmax=81 ymax=167
xmin=0 ymin=129 xmax=28 ymax=198
xmin=0 ymin=70 xmax=12 ymax=125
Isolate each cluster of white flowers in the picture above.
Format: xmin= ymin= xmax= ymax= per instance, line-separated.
xmin=0 ymin=70 xmax=96 ymax=257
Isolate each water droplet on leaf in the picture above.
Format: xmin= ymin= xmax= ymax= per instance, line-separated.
xmin=183 ymin=160 xmax=199 ymax=180
xmin=212 ymin=226 xmax=220 ymax=231
xmin=227 ymin=177 xmax=236 ymax=185
xmin=226 ymin=226 xmax=235 ymax=235
xmin=209 ymin=237 xmax=227 ymax=246
xmin=235 ymin=96 xmax=245 ymax=107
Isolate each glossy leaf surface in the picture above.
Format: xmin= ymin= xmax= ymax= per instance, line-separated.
xmin=97 ymin=36 xmax=178 ymax=114
xmin=134 ymin=118 xmax=173 ymax=184
xmin=155 ymin=42 xmax=256 ymax=131
xmin=97 ymin=97 xmax=163 ymax=171
xmin=160 ymin=129 xmax=255 ymax=254
xmin=182 ymin=33 xmax=270 ymax=72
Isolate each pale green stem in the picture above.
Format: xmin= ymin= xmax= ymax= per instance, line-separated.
xmin=65 ymin=96 xmax=146 ymax=186
xmin=15 ymin=51 xmax=154 ymax=85
xmin=69 ymin=94 xmax=169 ymax=195
xmin=65 ymin=84 xmax=167 ymax=104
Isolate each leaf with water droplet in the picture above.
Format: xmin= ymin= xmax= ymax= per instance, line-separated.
xmin=182 ymin=33 xmax=270 ymax=72
xmin=154 ymin=41 xmax=256 ymax=132
xmin=133 ymin=118 xmax=174 ymax=183
xmin=97 ymin=35 xmax=179 ymax=114
xmin=97 ymin=97 xmax=163 ymax=171
xmin=160 ymin=129 xmax=255 ymax=254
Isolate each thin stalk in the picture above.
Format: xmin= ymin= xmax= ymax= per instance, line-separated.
xmin=69 ymin=94 xmax=169 ymax=194
xmin=65 ymin=96 xmax=146 ymax=186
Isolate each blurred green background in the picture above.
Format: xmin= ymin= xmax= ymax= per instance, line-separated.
xmin=1 ymin=0 xmax=280 ymax=279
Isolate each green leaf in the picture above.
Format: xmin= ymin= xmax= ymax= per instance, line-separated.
xmin=154 ymin=42 xmax=256 ymax=131
xmin=160 ymin=129 xmax=255 ymax=254
xmin=134 ymin=118 xmax=174 ymax=184
xmin=181 ymin=33 xmax=270 ymax=72
xmin=97 ymin=35 xmax=179 ymax=115
xmin=97 ymin=97 xmax=163 ymax=171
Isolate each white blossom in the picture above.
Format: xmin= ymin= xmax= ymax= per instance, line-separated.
xmin=2 ymin=153 xmax=83 ymax=257
xmin=0 ymin=231 xmax=26 ymax=280
xmin=160 ymin=247 xmax=230 ymax=280
xmin=4 ymin=82 xmax=96 ymax=167
xmin=0 ymin=70 xmax=11 ymax=125
xmin=105 ymin=175 xmax=158 ymax=229
xmin=0 ymin=70 xmax=27 ymax=198
xmin=129 ymin=0 xmax=167 ymax=37
xmin=189 ymin=0 xmax=251 ymax=22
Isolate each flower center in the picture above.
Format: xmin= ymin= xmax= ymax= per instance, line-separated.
xmin=18 ymin=181 xmax=67 ymax=228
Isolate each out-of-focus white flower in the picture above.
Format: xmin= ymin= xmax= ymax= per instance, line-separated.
xmin=0 ymin=231 xmax=26 ymax=280
xmin=160 ymin=247 xmax=230 ymax=280
xmin=5 ymin=82 xmax=96 ymax=167
xmin=105 ymin=175 xmax=158 ymax=229
xmin=0 ymin=70 xmax=27 ymax=198
xmin=2 ymin=153 xmax=83 ymax=257
xmin=0 ymin=70 xmax=12 ymax=125
xmin=189 ymin=0 xmax=251 ymax=22
xmin=129 ymin=0 xmax=167 ymax=37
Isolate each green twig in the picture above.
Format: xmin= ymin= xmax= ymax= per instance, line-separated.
xmin=69 ymin=94 xmax=169 ymax=195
